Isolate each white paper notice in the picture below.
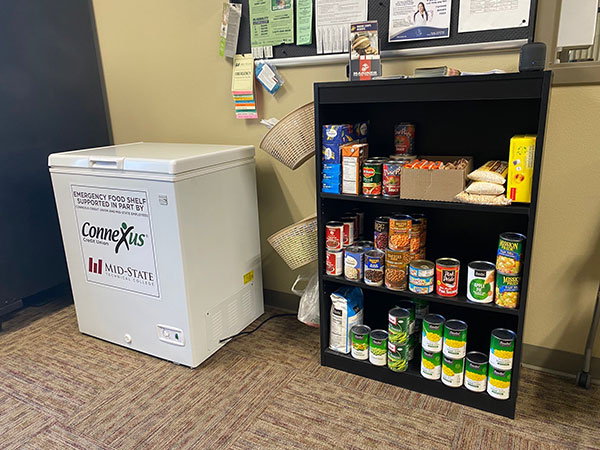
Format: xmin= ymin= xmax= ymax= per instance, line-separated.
xmin=389 ymin=0 xmax=451 ymax=42
xmin=458 ymin=0 xmax=531 ymax=33
xmin=315 ymin=0 xmax=368 ymax=54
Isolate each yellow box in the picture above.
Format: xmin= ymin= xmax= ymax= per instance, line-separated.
xmin=507 ymin=135 xmax=536 ymax=203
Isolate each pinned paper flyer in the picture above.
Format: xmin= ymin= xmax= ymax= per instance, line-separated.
xmin=349 ymin=21 xmax=381 ymax=81
xmin=232 ymin=54 xmax=258 ymax=119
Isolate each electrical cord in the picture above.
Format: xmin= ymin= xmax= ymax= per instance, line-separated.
xmin=219 ymin=313 xmax=296 ymax=343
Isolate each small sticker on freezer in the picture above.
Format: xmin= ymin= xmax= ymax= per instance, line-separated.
xmin=244 ymin=270 xmax=254 ymax=285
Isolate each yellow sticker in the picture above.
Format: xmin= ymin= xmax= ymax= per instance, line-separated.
xmin=243 ymin=270 xmax=254 ymax=285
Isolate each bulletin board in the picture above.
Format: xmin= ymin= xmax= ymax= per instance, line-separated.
xmin=233 ymin=0 xmax=538 ymax=63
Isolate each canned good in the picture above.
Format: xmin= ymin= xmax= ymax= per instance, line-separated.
xmin=487 ymin=367 xmax=512 ymax=400
xmin=436 ymin=258 xmax=460 ymax=297
xmin=342 ymin=213 xmax=359 ymax=240
xmin=413 ymin=298 xmax=429 ymax=319
xmin=385 ymin=248 xmax=409 ymax=290
xmin=410 ymin=213 xmax=427 ymax=247
xmin=394 ymin=123 xmax=415 ymax=155
xmin=465 ymin=352 xmax=488 ymax=393
xmin=369 ymin=329 xmax=388 ymax=366
xmin=388 ymin=307 xmax=410 ymax=344
xmin=364 ymin=249 xmax=385 ymax=286
xmin=382 ymin=161 xmax=402 ymax=197
xmin=363 ymin=160 xmax=383 ymax=197
xmin=495 ymin=273 xmax=521 ymax=308
xmin=409 ymin=260 xmax=435 ymax=278
xmin=496 ymin=232 xmax=526 ymax=275
xmin=408 ymin=275 xmax=433 ymax=287
xmin=340 ymin=216 xmax=355 ymax=247
xmin=355 ymin=240 xmax=374 ymax=252
xmin=443 ymin=319 xmax=468 ymax=359
xmin=325 ymin=221 xmax=344 ymax=252
xmin=467 ymin=261 xmax=495 ymax=303
xmin=388 ymin=214 xmax=412 ymax=251
xmin=409 ymin=231 xmax=421 ymax=253
xmin=395 ymin=300 xmax=415 ymax=334
xmin=489 ymin=328 xmax=516 ymax=370
xmin=422 ymin=314 xmax=445 ymax=352
xmin=409 ymin=282 xmax=434 ymax=294
xmin=421 ymin=349 xmax=442 ymax=379
xmin=389 ymin=154 xmax=417 ymax=162
xmin=350 ymin=324 xmax=371 ymax=360
xmin=326 ymin=250 xmax=343 ymax=276
xmin=387 ymin=341 xmax=408 ymax=372
xmin=442 ymin=355 xmax=464 ymax=387
xmin=344 ymin=245 xmax=364 ymax=281
xmin=407 ymin=333 xmax=416 ymax=361
xmin=374 ymin=216 xmax=389 ymax=250
xmin=350 ymin=208 xmax=364 ymax=237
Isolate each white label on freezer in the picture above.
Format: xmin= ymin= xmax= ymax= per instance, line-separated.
xmin=71 ymin=185 xmax=160 ymax=298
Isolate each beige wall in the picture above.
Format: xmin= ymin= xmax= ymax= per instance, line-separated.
xmin=92 ymin=0 xmax=600 ymax=359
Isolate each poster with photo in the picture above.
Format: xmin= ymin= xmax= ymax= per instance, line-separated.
xmin=389 ymin=0 xmax=452 ymax=43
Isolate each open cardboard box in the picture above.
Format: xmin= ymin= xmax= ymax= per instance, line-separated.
xmin=400 ymin=156 xmax=473 ymax=202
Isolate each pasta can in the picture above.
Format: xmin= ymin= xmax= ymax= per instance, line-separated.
xmin=443 ymin=319 xmax=468 ymax=359
xmin=394 ymin=123 xmax=415 ymax=155
xmin=350 ymin=324 xmax=371 ymax=360
xmin=369 ymin=329 xmax=388 ymax=366
xmin=487 ymin=367 xmax=512 ymax=400
xmin=344 ymin=245 xmax=364 ymax=281
xmin=326 ymin=250 xmax=343 ymax=276
xmin=362 ymin=159 xmax=383 ymax=197
xmin=388 ymin=307 xmax=410 ymax=344
xmin=436 ymin=258 xmax=460 ymax=297
xmin=489 ymin=328 xmax=516 ymax=370
xmin=409 ymin=260 xmax=435 ymax=278
xmin=410 ymin=213 xmax=427 ymax=247
xmin=382 ymin=161 xmax=402 ymax=197
xmin=467 ymin=261 xmax=495 ymax=303
xmin=388 ymin=214 xmax=412 ymax=251
xmin=364 ymin=249 xmax=385 ymax=286
xmin=421 ymin=348 xmax=441 ymax=380
xmin=387 ymin=341 xmax=408 ymax=372
xmin=340 ymin=216 xmax=355 ymax=247
xmin=374 ymin=216 xmax=389 ymax=250
xmin=496 ymin=232 xmax=526 ymax=275
xmin=422 ymin=313 xmax=445 ymax=352
xmin=442 ymin=355 xmax=465 ymax=388
xmin=395 ymin=300 xmax=415 ymax=334
xmin=325 ymin=221 xmax=344 ymax=251
xmin=495 ymin=273 xmax=521 ymax=308
xmin=465 ymin=352 xmax=488 ymax=393
xmin=385 ymin=248 xmax=409 ymax=290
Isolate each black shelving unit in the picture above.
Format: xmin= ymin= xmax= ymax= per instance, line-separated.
xmin=314 ymin=72 xmax=552 ymax=419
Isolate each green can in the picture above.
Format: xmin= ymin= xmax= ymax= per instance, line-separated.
xmin=395 ymin=300 xmax=416 ymax=334
xmin=407 ymin=333 xmax=416 ymax=361
xmin=369 ymin=329 xmax=388 ymax=366
xmin=464 ymin=351 xmax=488 ymax=392
xmin=495 ymin=273 xmax=521 ymax=309
xmin=413 ymin=298 xmax=430 ymax=320
xmin=387 ymin=341 xmax=408 ymax=372
xmin=421 ymin=349 xmax=442 ymax=380
xmin=443 ymin=319 xmax=468 ymax=359
xmin=350 ymin=325 xmax=371 ymax=361
xmin=487 ymin=366 xmax=512 ymax=400
xmin=388 ymin=307 xmax=410 ymax=344
xmin=422 ymin=313 xmax=445 ymax=352
xmin=362 ymin=159 xmax=383 ymax=197
xmin=489 ymin=328 xmax=516 ymax=370
xmin=442 ymin=355 xmax=465 ymax=387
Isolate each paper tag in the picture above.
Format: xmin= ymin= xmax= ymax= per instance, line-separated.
xmin=244 ymin=270 xmax=254 ymax=284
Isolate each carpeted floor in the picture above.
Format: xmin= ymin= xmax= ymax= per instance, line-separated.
xmin=0 ymin=298 xmax=598 ymax=449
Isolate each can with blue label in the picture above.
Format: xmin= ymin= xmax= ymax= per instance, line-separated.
xmin=364 ymin=249 xmax=385 ymax=286
xmin=344 ymin=245 xmax=364 ymax=281
xmin=496 ymin=232 xmax=526 ymax=275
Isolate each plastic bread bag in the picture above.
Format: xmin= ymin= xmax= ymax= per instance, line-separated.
xmin=329 ymin=287 xmax=364 ymax=353
xmin=465 ymin=181 xmax=505 ymax=195
xmin=292 ymin=274 xmax=320 ymax=327
xmin=455 ymin=191 xmax=512 ymax=206
xmin=467 ymin=161 xmax=508 ymax=184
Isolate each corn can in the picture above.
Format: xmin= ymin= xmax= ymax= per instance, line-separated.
xmin=489 ymin=328 xmax=516 ymax=370
xmin=388 ymin=307 xmax=410 ymax=344
xmin=388 ymin=341 xmax=408 ymax=372
xmin=422 ymin=313 xmax=445 ymax=352
xmin=443 ymin=319 xmax=468 ymax=359
xmin=487 ymin=367 xmax=511 ymax=400
xmin=465 ymin=351 xmax=488 ymax=392
xmin=388 ymin=214 xmax=411 ymax=251
xmin=442 ymin=355 xmax=465 ymax=388
xmin=421 ymin=348 xmax=441 ymax=380
xmin=350 ymin=325 xmax=371 ymax=360
xmin=369 ymin=329 xmax=388 ymax=366
xmin=496 ymin=232 xmax=526 ymax=275
xmin=495 ymin=273 xmax=521 ymax=308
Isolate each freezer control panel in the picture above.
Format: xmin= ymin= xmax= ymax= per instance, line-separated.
xmin=157 ymin=325 xmax=185 ymax=346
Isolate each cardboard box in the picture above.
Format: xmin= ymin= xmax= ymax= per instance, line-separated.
xmin=342 ymin=143 xmax=369 ymax=195
xmin=400 ymin=156 xmax=473 ymax=202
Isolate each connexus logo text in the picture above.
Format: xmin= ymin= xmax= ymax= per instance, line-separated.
xmin=81 ymin=221 xmax=146 ymax=254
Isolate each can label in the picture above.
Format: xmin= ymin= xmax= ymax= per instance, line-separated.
xmin=487 ymin=367 xmax=511 ymax=400
xmin=363 ymin=163 xmax=382 ymax=196
xmin=394 ymin=123 xmax=415 ymax=155
xmin=422 ymin=319 xmax=443 ymax=352
xmin=383 ymin=162 xmax=402 ymax=197
xmin=442 ymin=356 xmax=464 ymax=387
xmin=325 ymin=223 xmax=343 ymax=251
xmin=389 ymin=216 xmax=411 ymax=251
xmin=495 ymin=273 xmax=521 ymax=308
xmin=436 ymin=262 xmax=460 ymax=297
xmin=342 ymin=221 xmax=354 ymax=247
xmin=326 ymin=251 xmax=343 ymax=276
xmin=364 ymin=253 xmax=384 ymax=286
xmin=490 ymin=333 xmax=515 ymax=370
xmin=374 ymin=218 xmax=389 ymax=251
xmin=468 ymin=264 xmax=495 ymax=303
xmin=369 ymin=333 xmax=388 ymax=366
xmin=385 ymin=249 xmax=409 ymax=290
xmin=409 ymin=262 xmax=434 ymax=278
xmin=408 ymin=275 xmax=433 ymax=287
xmin=344 ymin=249 xmax=363 ymax=281
xmin=409 ymin=283 xmax=434 ymax=294
xmin=443 ymin=326 xmax=467 ymax=359
xmin=496 ymin=234 xmax=524 ymax=275
xmin=388 ymin=311 xmax=410 ymax=344
xmin=350 ymin=327 xmax=369 ymax=360
xmin=387 ymin=341 xmax=408 ymax=372
xmin=421 ymin=349 xmax=441 ymax=380
xmin=465 ymin=358 xmax=488 ymax=392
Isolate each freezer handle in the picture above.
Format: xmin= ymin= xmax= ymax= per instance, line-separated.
xmin=88 ymin=156 xmax=125 ymax=170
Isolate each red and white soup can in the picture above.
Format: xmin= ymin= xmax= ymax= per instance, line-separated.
xmin=326 ymin=250 xmax=343 ymax=276
xmin=326 ymin=221 xmax=344 ymax=251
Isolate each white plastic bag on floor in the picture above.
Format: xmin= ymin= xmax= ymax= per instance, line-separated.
xmin=292 ymin=274 xmax=319 ymax=327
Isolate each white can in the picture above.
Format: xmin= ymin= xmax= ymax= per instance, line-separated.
xmin=441 ymin=355 xmax=464 ymax=387
xmin=326 ymin=250 xmax=343 ymax=276
xmin=467 ymin=261 xmax=495 ymax=303
xmin=464 ymin=352 xmax=488 ymax=393
xmin=487 ymin=367 xmax=511 ymax=400
xmin=421 ymin=349 xmax=441 ymax=380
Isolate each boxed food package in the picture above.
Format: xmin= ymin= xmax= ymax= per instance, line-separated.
xmin=322 ymin=163 xmax=342 ymax=193
xmin=507 ymin=135 xmax=536 ymax=203
xmin=400 ymin=156 xmax=473 ymax=202
xmin=322 ymin=124 xmax=354 ymax=164
xmin=342 ymin=143 xmax=369 ymax=195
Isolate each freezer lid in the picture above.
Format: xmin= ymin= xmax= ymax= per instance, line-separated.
xmin=48 ymin=142 xmax=255 ymax=174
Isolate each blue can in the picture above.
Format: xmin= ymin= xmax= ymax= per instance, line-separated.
xmin=364 ymin=249 xmax=384 ymax=286
xmin=344 ymin=245 xmax=364 ymax=281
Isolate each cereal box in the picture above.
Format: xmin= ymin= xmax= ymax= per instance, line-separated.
xmin=322 ymin=124 xmax=354 ymax=164
xmin=507 ymin=135 xmax=536 ymax=203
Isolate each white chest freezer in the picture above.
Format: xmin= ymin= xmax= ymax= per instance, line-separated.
xmin=49 ymin=142 xmax=264 ymax=367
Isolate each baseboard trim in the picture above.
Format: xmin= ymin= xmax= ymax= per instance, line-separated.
xmin=521 ymin=343 xmax=599 ymax=379
xmin=263 ymin=289 xmax=299 ymax=313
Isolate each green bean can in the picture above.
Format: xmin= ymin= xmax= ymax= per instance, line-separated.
xmin=489 ymin=328 xmax=516 ymax=370
xmin=487 ymin=367 xmax=512 ymax=400
xmin=369 ymin=329 xmax=388 ymax=366
xmin=443 ymin=319 xmax=468 ymax=359
xmin=395 ymin=300 xmax=415 ymax=334
xmin=442 ymin=355 xmax=465 ymax=388
xmin=464 ymin=351 xmax=488 ymax=392
xmin=421 ymin=349 xmax=442 ymax=380
xmin=387 ymin=341 xmax=408 ymax=372
xmin=388 ymin=307 xmax=410 ymax=344
xmin=422 ymin=314 xmax=445 ymax=352
xmin=350 ymin=325 xmax=371 ymax=361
